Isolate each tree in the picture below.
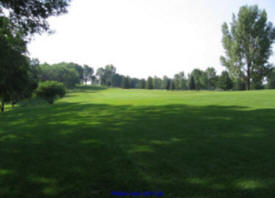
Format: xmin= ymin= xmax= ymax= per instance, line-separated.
xmin=0 ymin=0 xmax=70 ymax=111
xmin=121 ymin=76 xmax=130 ymax=89
xmin=169 ymin=80 xmax=176 ymax=90
xmin=130 ymin=78 xmax=139 ymax=88
xmin=217 ymin=71 xmax=233 ymax=90
xmin=38 ymin=62 xmax=82 ymax=88
xmin=267 ymin=69 xmax=275 ymax=89
xmin=221 ymin=5 xmax=275 ymax=90
xmin=138 ymin=79 xmax=146 ymax=89
xmin=36 ymin=81 xmax=66 ymax=104
xmin=112 ymin=74 xmax=123 ymax=87
xmin=146 ymin=77 xmax=154 ymax=89
xmin=0 ymin=16 xmax=34 ymax=112
xmin=90 ymin=75 xmax=97 ymax=85
xmin=190 ymin=69 xmax=207 ymax=90
xmin=189 ymin=76 xmax=195 ymax=90
xmin=96 ymin=67 xmax=106 ymax=86
xmin=83 ymin=65 xmax=94 ymax=85
xmin=162 ymin=76 xmax=170 ymax=90
xmin=104 ymin=65 xmax=116 ymax=86
xmin=66 ymin=62 xmax=84 ymax=83
xmin=96 ymin=65 xmax=117 ymax=86
xmin=166 ymin=79 xmax=171 ymax=90
xmin=205 ymin=67 xmax=217 ymax=90
xmin=0 ymin=0 xmax=70 ymax=36
xmin=233 ymin=78 xmax=246 ymax=90
xmin=153 ymin=76 xmax=162 ymax=89
xmin=174 ymin=72 xmax=187 ymax=90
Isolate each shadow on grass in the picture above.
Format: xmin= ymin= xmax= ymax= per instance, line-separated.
xmin=0 ymin=102 xmax=275 ymax=198
xmin=70 ymin=85 xmax=107 ymax=93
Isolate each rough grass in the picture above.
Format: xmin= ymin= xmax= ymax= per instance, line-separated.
xmin=1 ymin=87 xmax=275 ymax=198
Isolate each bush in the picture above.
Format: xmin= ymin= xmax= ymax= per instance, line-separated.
xmin=36 ymin=81 xmax=66 ymax=104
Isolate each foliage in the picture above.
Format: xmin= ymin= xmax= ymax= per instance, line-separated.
xmin=153 ymin=76 xmax=162 ymax=89
xmin=190 ymin=69 xmax=207 ymax=90
xmin=36 ymin=81 xmax=65 ymax=104
xmin=112 ymin=74 xmax=123 ymax=87
xmin=138 ymin=79 xmax=146 ymax=89
xmin=0 ymin=0 xmax=70 ymax=36
xmin=169 ymin=80 xmax=176 ymax=90
xmin=162 ymin=76 xmax=170 ymax=90
xmin=83 ymin=65 xmax=94 ymax=85
xmin=217 ymin=71 xmax=233 ymax=90
xmin=96 ymin=65 xmax=117 ymax=86
xmin=121 ymin=76 xmax=131 ymax=89
xmin=174 ymin=72 xmax=187 ymax=90
xmin=267 ymin=69 xmax=275 ymax=89
xmin=205 ymin=67 xmax=218 ymax=90
xmin=146 ymin=77 xmax=154 ymax=89
xmin=38 ymin=62 xmax=84 ymax=88
xmin=130 ymin=78 xmax=139 ymax=89
xmin=220 ymin=5 xmax=275 ymax=90
xmin=189 ymin=76 xmax=195 ymax=90
xmin=0 ymin=16 xmax=37 ymax=112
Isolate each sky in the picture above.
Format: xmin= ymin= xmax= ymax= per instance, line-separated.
xmin=28 ymin=0 xmax=275 ymax=78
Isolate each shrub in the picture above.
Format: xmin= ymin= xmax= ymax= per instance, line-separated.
xmin=36 ymin=81 xmax=66 ymax=104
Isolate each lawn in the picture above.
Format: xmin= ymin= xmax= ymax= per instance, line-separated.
xmin=1 ymin=88 xmax=275 ymax=198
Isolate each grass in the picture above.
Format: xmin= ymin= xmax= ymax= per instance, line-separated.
xmin=1 ymin=87 xmax=275 ymax=198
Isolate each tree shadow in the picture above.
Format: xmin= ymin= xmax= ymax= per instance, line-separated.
xmin=71 ymin=85 xmax=107 ymax=93
xmin=0 ymin=102 xmax=275 ymax=198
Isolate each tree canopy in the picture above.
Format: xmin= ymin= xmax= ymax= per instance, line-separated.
xmin=221 ymin=5 xmax=275 ymax=90
xmin=0 ymin=16 xmax=36 ymax=112
xmin=0 ymin=0 xmax=70 ymax=35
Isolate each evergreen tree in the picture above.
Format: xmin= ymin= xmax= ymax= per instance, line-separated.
xmin=146 ymin=77 xmax=154 ymax=89
xmin=217 ymin=71 xmax=233 ymax=90
xmin=189 ymin=76 xmax=196 ymax=90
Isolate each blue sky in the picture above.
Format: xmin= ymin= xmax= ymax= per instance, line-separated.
xmin=28 ymin=0 xmax=275 ymax=78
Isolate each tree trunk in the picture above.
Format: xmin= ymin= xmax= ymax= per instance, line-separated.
xmin=247 ymin=63 xmax=251 ymax=90
xmin=1 ymin=101 xmax=4 ymax=112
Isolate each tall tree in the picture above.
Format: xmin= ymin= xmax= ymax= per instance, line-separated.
xmin=96 ymin=67 xmax=106 ymax=86
xmin=0 ymin=17 xmax=32 ymax=112
xmin=130 ymin=78 xmax=139 ymax=88
xmin=152 ymin=76 xmax=162 ymax=89
xmin=112 ymin=74 xmax=123 ymax=87
xmin=83 ymin=65 xmax=94 ymax=85
xmin=174 ymin=72 xmax=187 ymax=90
xmin=0 ymin=0 xmax=70 ymax=111
xmin=104 ymin=65 xmax=116 ymax=86
xmin=162 ymin=76 xmax=169 ymax=89
xmin=217 ymin=71 xmax=233 ymax=90
xmin=169 ymin=80 xmax=176 ymax=90
xmin=146 ymin=77 xmax=154 ymax=89
xmin=205 ymin=67 xmax=217 ymax=90
xmin=221 ymin=5 xmax=275 ymax=90
xmin=138 ymin=79 xmax=146 ymax=89
xmin=121 ymin=76 xmax=130 ymax=89
xmin=267 ymin=69 xmax=275 ymax=89
xmin=190 ymin=69 xmax=207 ymax=90
xmin=189 ymin=76 xmax=195 ymax=90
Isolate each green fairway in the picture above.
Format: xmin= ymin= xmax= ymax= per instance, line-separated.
xmin=1 ymin=88 xmax=275 ymax=198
